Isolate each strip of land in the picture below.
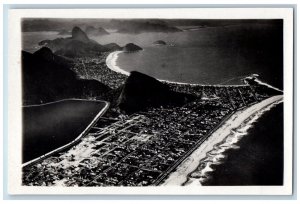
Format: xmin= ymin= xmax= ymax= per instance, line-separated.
xmin=162 ymin=95 xmax=283 ymax=186
xmin=22 ymin=99 xmax=110 ymax=167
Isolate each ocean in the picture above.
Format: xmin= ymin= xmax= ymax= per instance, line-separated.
xmin=200 ymin=103 xmax=284 ymax=185
xmin=22 ymin=21 xmax=284 ymax=185
xmin=112 ymin=23 xmax=283 ymax=89
xmin=184 ymin=101 xmax=284 ymax=186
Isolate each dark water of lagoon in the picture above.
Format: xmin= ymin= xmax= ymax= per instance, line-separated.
xmin=202 ymin=103 xmax=284 ymax=186
xmin=22 ymin=100 xmax=106 ymax=163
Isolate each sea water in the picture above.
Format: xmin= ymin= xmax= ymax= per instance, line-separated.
xmin=114 ymin=23 xmax=283 ymax=89
xmin=187 ymin=102 xmax=284 ymax=186
xmin=22 ymin=22 xmax=284 ymax=184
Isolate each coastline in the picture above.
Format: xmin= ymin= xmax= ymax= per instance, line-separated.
xmin=105 ymin=51 xmax=283 ymax=91
xmin=161 ymin=95 xmax=283 ymax=186
xmin=105 ymin=51 xmax=130 ymax=76
xmin=105 ymin=51 xmax=241 ymax=86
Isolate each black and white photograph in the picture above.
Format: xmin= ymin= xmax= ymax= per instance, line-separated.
xmin=7 ymin=8 xmax=294 ymax=195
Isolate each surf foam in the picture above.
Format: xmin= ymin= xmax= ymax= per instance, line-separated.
xmin=162 ymin=95 xmax=283 ymax=186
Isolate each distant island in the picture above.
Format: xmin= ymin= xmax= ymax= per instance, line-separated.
xmin=123 ymin=43 xmax=143 ymax=52
xmin=153 ymin=40 xmax=167 ymax=46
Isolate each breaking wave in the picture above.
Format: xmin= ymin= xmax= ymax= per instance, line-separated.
xmin=185 ymin=98 xmax=283 ymax=186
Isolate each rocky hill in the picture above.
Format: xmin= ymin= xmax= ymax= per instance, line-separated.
xmin=22 ymin=47 xmax=111 ymax=105
xmin=72 ymin=26 xmax=90 ymax=42
xmin=153 ymin=40 xmax=167 ymax=45
xmin=123 ymin=43 xmax=143 ymax=52
xmin=117 ymin=71 xmax=194 ymax=114
xmin=39 ymin=26 xmax=121 ymax=58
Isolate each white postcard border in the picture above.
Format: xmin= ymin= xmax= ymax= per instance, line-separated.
xmin=7 ymin=8 xmax=294 ymax=195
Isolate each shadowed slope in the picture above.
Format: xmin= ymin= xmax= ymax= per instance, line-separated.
xmin=117 ymin=71 xmax=195 ymax=114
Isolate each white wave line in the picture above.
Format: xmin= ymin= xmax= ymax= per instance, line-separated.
xmin=185 ymin=98 xmax=283 ymax=186
xmin=161 ymin=95 xmax=283 ymax=186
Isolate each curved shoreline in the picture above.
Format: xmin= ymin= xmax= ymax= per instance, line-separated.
xmin=105 ymin=51 xmax=244 ymax=86
xmin=105 ymin=51 xmax=283 ymax=91
xmin=105 ymin=51 xmax=130 ymax=76
xmin=161 ymin=95 xmax=283 ymax=186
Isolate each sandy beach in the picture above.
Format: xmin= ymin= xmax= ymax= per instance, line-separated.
xmin=105 ymin=51 xmax=130 ymax=76
xmin=162 ymin=95 xmax=283 ymax=186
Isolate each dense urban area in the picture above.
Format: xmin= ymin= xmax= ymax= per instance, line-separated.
xmin=22 ymin=55 xmax=273 ymax=186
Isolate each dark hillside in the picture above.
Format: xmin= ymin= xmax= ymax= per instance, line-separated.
xmin=22 ymin=48 xmax=111 ymax=105
xmin=117 ymin=71 xmax=194 ymax=114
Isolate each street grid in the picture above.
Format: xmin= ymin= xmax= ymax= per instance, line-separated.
xmin=22 ymin=84 xmax=272 ymax=186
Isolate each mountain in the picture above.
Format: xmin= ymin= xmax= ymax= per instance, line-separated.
xmin=33 ymin=47 xmax=73 ymax=66
xmin=85 ymin=26 xmax=110 ymax=36
xmin=54 ymin=40 xmax=110 ymax=58
xmin=117 ymin=71 xmax=194 ymax=114
xmin=103 ymin=43 xmax=122 ymax=51
xmin=72 ymin=26 xmax=90 ymax=42
xmin=22 ymin=47 xmax=111 ymax=105
xmin=123 ymin=43 xmax=143 ymax=52
xmin=39 ymin=26 xmax=121 ymax=58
